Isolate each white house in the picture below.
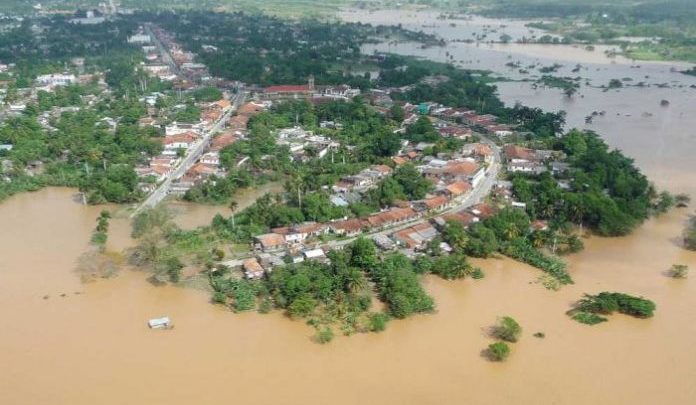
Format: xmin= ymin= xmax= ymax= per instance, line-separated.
xmin=200 ymin=151 xmax=220 ymax=166
xmin=128 ymin=34 xmax=151 ymax=44
xmin=36 ymin=74 xmax=77 ymax=87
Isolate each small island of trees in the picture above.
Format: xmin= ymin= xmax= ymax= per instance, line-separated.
xmin=568 ymin=292 xmax=656 ymax=325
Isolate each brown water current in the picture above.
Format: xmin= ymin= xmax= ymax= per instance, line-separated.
xmin=1 ymin=185 xmax=695 ymax=404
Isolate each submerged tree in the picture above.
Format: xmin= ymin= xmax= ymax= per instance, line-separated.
xmin=485 ymin=342 xmax=511 ymax=362
xmin=492 ymin=316 xmax=523 ymax=343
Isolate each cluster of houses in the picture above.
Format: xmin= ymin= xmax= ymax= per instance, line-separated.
xmin=0 ymin=61 xmax=105 ymax=115
xmin=276 ymin=126 xmax=340 ymax=163
xmin=239 ymin=198 xmax=504 ymax=280
xmin=134 ymin=98 xmax=242 ymax=192
xmin=248 ymin=136 xmax=495 ymax=259
xmin=365 ymin=84 xmax=515 ymax=139
xmin=503 ymin=144 xmax=569 ymax=175
xmin=256 ymin=76 xmax=361 ymax=102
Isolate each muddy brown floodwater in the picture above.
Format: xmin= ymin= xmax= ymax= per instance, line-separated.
xmin=2 ymin=9 xmax=696 ymax=403
xmin=1 ymin=186 xmax=695 ymax=404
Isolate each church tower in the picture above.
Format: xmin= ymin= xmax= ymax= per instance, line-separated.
xmin=308 ymin=74 xmax=315 ymax=91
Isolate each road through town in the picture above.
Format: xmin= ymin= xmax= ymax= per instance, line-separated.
xmin=132 ymin=92 xmax=246 ymax=216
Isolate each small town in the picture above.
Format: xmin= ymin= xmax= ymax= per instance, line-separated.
xmin=1 ymin=1 xmax=694 ymax=403
xmin=0 ymin=14 xmax=573 ymax=285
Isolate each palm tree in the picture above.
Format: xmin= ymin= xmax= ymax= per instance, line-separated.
xmin=229 ymin=200 xmax=238 ymax=229
xmin=344 ymin=267 xmax=366 ymax=293
xmin=503 ymin=223 xmax=519 ymax=241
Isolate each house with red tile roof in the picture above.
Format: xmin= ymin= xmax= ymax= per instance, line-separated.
xmin=366 ymin=207 xmax=419 ymax=229
xmin=211 ymin=133 xmax=237 ymax=151
xmin=243 ymin=258 xmax=266 ymax=279
xmin=329 ymin=219 xmax=366 ymax=236
xmin=444 ymin=181 xmax=472 ymax=198
xmin=254 ymin=233 xmax=287 ymax=252
xmin=420 ymin=195 xmax=450 ymax=212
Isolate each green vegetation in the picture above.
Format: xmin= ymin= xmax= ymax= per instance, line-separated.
xmin=90 ymin=210 xmax=111 ymax=248
xmin=667 ymin=264 xmax=689 ymax=279
xmin=502 ymin=238 xmax=571 ymax=284
xmin=368 ymin=163 xmax=435 ymax=208
xmin=129 ymin=206 xmax=210 ymax=284
xmin=684 ymin=216 xmax=696 ymax=251
xmin=204 ymin=237 xmax=434 ymax=337
xmin=192 ymin=87 xmax=224 ymax=102
xmin=314 ymin=327 xmax=335 ymax=344
xmin=492 ymin=316 xmax=522 ymax=343
xmin=152 ymin=11 xmax=435 ymax=87
xmin=485 ymin=341 xmax=511 ymax=362
xmin=467 ymin=0 xmax=696 ymax=62
xmin=512 ymin=130 xmax=658 ymax=237
xmin=536 ymin=75 xmax=580 ymax=97
xmin=0 ymin=15 xmax=170 ymax=204
xmin=568 ymin=292 xmax=656 ymax=324
xmin=571 ymin=311 xmax=607 ymax=325
xmin=0 ymin=108 xmax=161 ymax=204
xmin=452 ymin=206 xmax=573 ymax=285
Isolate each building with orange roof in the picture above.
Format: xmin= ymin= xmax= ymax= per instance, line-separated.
xmin=392 ymin=156 xmax=408 ymax=166
xmin=254 ymin=233 xmax=287 ymax=252
xmin=503 ymin=144 xmax=537 ymax=162
xmin=422 ymin=195 xmax=450 ymax=211
xmin=211 ymin=133 xmax=237 ymax=151
xmin=243 ymin=258 xmax=266 ymax=279
xmin=445 ymin=181 xmax=472 ymax=198
xmin=329 ymin=219 xmax=366 ymax=237
xmin=366 ymin=207 xmax=418 ymax=229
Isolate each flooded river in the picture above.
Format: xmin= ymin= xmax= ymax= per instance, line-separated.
xmin=1 ymin=188 xmax=695 ymax=404
xmin=1 ymin=8 xmax=695 ymax=405
xmin=165 ymin=181 xmax=284 ymax=229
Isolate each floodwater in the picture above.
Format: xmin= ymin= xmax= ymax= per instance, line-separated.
xmin=1 ymin=188 xmax=696 ymax=404
xmin=2 ymin=8 xmax=696 ymax=405
xmin=165 ymin=181 xmax=284 ymax=229
xmin=343 ymin=8 xmax=696 ymax=194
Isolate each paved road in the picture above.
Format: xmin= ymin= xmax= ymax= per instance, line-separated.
xmin=144 ymin=24 xmax=180 ymax=76
xmin=132 ymin=92 xmax=246 ymax=216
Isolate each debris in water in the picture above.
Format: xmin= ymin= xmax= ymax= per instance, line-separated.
xmin=148 ymin=316 xmax=173 ymax=330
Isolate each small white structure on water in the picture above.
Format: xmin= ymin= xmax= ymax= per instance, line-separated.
xmin=148 ymin=317 xmax=172 ymax=329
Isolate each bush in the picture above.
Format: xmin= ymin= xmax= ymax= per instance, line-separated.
xmin=212 ymin=291 xmax=227 ymax=304
xmin=684 ymin=217 xmax=696 ymax=251
xmin=165 ymin=256 xmax=183 ymax=283
xmin=668 ymin=264 xmax=689 ymax=279
xmin=368 ymin=312 xmax=390 ymax=332
xmin=315 ymin=327 xmax=334 ymax=344
xmin=486 ymin=342 xmax=510 ymax=361
xmin=258 ymin=297 xmax=272 ymax=314
xmin=569 ymin=292 xmax=656 ymax=324
xmin=502 ymin=238 xmax=572 ymax=285
xmin=572 ymin=311 xmax=607 ymax=325
xmin=492 ymin=316 xmax=522 ymax=342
